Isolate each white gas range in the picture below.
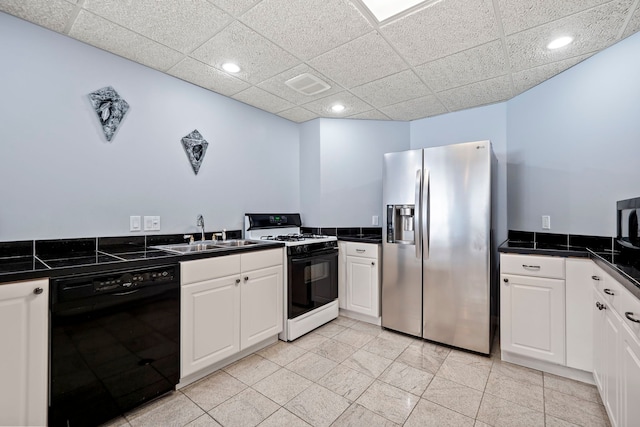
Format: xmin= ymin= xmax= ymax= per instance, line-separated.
xmin=244 ymin=214 xmax=339 ymax=341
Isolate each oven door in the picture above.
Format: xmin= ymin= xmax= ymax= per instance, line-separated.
xmin=287 ymin=248 xmax=338 ymax=319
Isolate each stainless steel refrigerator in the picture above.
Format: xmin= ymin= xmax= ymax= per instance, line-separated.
xmin=382 ymin=140 xmax=497 ymax=354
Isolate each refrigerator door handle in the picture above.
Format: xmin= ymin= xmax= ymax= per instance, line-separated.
xmin=415 ymin=169 xmax=421 ymax=259
xmin=423 ymin=169 xmax=429 ymax=260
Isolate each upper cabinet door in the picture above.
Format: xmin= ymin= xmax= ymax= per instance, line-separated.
xmin=0 ymin=279 xmax=48 ymax=427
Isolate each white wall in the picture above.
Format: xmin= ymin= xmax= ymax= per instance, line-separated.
xmin=300 ymin=118 xmax=409 ymax=227
xmin=0 ymin=13 xmax=300 ymax=241
xmin=410 ymin=103 xmax=508 ymax=245
xmin=507 ymin=31 xmax=640 ymax=237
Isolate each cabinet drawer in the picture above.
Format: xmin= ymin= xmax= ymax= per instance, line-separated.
xmin=181 ymin=255 xmax=241 ymax=285
xmin=346 ymin=242 xmax=378 ymax=258
xmin=621 ymin=286 xmax=640 ymax=341
xmin=592 ymin=267 xmax=624 ymax=313
xmin=501 ymin=254 xmax=565 ymax=279
xmin=241 ymin=248 xmax=283 ymax=272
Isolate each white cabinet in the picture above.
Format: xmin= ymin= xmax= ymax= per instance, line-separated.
xmin=339 ymin=242 xmax=381 ymax=322
xmin=181 ymin=249 xmax=283 ymax=379
xmin=0 ymin=278 xmax=48 ymax=427
xmin=620 ymin=323 xmax=640 ymax=427
xmin=500 ymin=254 xmax=566 ymax=365
xmin=565 ymin=258 xmax=594 ymax=371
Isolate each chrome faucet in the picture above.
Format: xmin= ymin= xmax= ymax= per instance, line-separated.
xmin=196 ymin=214 xmax=205 ymax=241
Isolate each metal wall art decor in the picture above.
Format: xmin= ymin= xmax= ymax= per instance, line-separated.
xmin=88 ymin=86 xmax=129 ymax=142
xmin=181 ymin=129 xmax=209 ymax=175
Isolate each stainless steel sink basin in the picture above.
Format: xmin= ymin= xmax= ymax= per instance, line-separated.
xmin=152 ymin=240 xmax=259 ymax=254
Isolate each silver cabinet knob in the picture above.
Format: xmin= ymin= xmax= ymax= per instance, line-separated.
xmin=244 ymin=276 xmax=249 ymax=282
xmin=235 ymin=278 xmax=241 ymax=284
xmin=33 ymin=287 xmax=43 ymax=295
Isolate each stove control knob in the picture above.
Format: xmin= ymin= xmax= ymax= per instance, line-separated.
xmin=303 ymin=246 xmax=309 ymax=253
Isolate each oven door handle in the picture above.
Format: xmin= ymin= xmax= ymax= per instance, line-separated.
xmin=290 ymin=249 xmax=338 ymax=262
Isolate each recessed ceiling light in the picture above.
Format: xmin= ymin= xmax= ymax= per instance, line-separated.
xmin=547 ymin=36 xmax=573 ymax=50
xmin=222 ymin=62 xmax=240 ymax=73
xmin=331 ymin=104 xmax=346 ymax=113
xmin=361 ymin=0 xmax=430 ymax=22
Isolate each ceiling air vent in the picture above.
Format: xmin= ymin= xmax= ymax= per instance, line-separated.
xmin=285 ymin=73 xmax=331 ymax=96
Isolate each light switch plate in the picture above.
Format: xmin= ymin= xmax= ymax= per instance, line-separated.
xmin=130 ymin=216 xmax=141 ymax=232
xmin=542 ymin=215 xmax=551 ymax=230
xmin=372 ymin=215 xmax=379 ymax=226
xmin=143 ymin=216 xmax=154 ymax=231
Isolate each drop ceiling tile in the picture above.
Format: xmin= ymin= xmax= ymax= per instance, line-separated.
xmin=496 ymin=0 xmax=612 ymax=35
xmin=512 ymin=54 xmax=592 ymax=95
xmin=192 ymin=21 xmax=300 ymax=84
xmin=83 ymin=0 xmax=231 ymax=53
xmin=347 ymin=110 xmax=392 ymax=120
xmin=69 ymin=11 xmax=184 ymax=71
xmin=240 ymin=0 xmax=373 ymax=60
xmin=380 ymin=95 xmax=447 ymax=121
xmin=257 ymin=64 xmax=344 ymax=106
xmin=506 ymin=0 xmax=634 ymax=72
xmin=168 ymin=58 xmax=250 ymax=96
xmin=415 ymin=40 xmax=508 ymax=92
xmin=437 ymin=75 xmax=512 ymax=112
xmin=308 ymin=32 xmax=407 ymax=89
xmin=277 ymin=107 xmax=318 ymax=123
xmin=232 ymin=86 xmax=295 ymax=113
xmin=301 ymin=92 xmax=373 ymax=117
xmin=380 ymin=0 xmax=500 ymax=65
xmin=0 ymin=0 xmax=76 ymax=33
xmin=350 ymin=69 xmax=431 ymax=108
xmin=207 ymin=0 xmax=261 ymax=17
xmin=623 ymin=4 xmax=640 ymax=38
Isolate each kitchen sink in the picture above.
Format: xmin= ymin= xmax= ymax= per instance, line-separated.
xmin=152 ymin=240 xmax=259 ymax=254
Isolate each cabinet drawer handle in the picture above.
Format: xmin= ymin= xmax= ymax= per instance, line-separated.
xmin=626 ymin=312 xmax=640 ymax=323
xmin=522 ymin=264 xmax=540 ymax=270
xmin=244 ymin=276 xmax=249 ymax=282
xmin=33 ymin=287 xmax=43 ymax=295
xmin=371 ymin=262 xmax=375 ymax=265
xmin=235 ymin=278 xmax=241 ymax=284
xmin=596 ymin=302 xmax=606 ymax=311
xmin=604 ymin=289 xmax=615 ymax=296
xmin=592 ymin=275 xmax=601 ymax=281
xmin=356 ymin=249 xmax=366 ymax=253
xmin=503 ymin=278 xmax=509 ymax=285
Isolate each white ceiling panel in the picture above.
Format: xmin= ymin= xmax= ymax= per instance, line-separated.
xmin=83 ymin=0 xmax=231 ymax=53
xmin=347 ymin=110 xmax=391 ymax=120
xmin=302 ymin=92 xmax=373 ymax=117
xmin=206 ymin=0 xmax=261 ymax=17
xmin=240 ymin=0 xmax=373 ymax=60
xmin=257 ymin=64 xmax=344 ymax=106
xmin=438 ymin=75 xmax=512 ymax=112
xmin=308 ymin=32 xmax=407 ymax=88
xmin=351 ymin=69 xmax=431 ymax=108
xmin=512 ymin=54 xmax=592 ymax=95
xmin=415 ymin=40 xmax=508 ymax=93
xmin=69 ymin=11 xmax=184 ymax=71
xmin=381 ymin=0 xmax=500 ymax=65
xmin=192 ymin=21 xmax=299 ymax=84
xmin=0 ymin=0 xmax=76 ymax=33
xmin=496 ymin=0 xmax=612 ymax=35
xmin=167 ymin=58 xmax=250 ymax=97
xmin=506 ymin=0 xmax=634 ymax=72
xmin=4 ymin=0 xmax=640 ymax=122
xmin=380 ymin=95 xmax=447 ymax=121
xmin=277 ymin=107 xmax=319 ymax=123
xmin=232 ymin=86 xmax=295 ymax=113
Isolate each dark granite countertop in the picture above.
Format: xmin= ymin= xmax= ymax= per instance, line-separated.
xmin=0 ymin=235 xmax=284 ymax=284
xmin=338 ymin=234 xmax=382 ymax=244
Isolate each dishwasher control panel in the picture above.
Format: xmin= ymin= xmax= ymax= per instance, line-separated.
xmin=94 ymin=267 xmax=176 ymax=292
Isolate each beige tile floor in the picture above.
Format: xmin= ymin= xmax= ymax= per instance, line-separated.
xmin=103 ymin=316 xmax=611 ymax=427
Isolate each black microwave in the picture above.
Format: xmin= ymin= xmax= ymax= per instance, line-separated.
xmin=617 ymin=197 xmax=640 ymax=250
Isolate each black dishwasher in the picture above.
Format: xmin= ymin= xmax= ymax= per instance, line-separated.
xmin=49 ymin=264 xmax=180 ymax=427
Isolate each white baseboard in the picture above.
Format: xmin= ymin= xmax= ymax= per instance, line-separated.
xmin=339 ymin=308 xmax=381 ymax=325
xmin=501 ymin=350 xmax=595 ymax=385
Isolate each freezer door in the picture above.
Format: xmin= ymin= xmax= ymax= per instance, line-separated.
xmin=422 ymin=141 xmax=492 ymax=354
xmin=381 ymin=149 xmax=423 ymax=337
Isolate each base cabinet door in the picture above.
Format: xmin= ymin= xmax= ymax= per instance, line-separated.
xmin=0 ymin=279 xmax=48 ymax=427
xmin=603 ymin=306 xmax=621 ymax=427
xmin=181 ymin=276 xmax=240 ymax=378
xmin=240 ymin=265 xmax=283 ymax=350
xmin=338 ymin=242 xmax=347 ymax=309
xmin=346 ymin=256 xmax=379 ymax=317
xmin=621 ymin=325 xmax=640 ymax=427
xmin=593 ymin=288 xmax=607 ymax=391
xmin=501 ymin=274 xmax=565 ymax=364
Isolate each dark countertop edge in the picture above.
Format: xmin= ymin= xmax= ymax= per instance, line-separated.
xmin=0 ymin=241 xmax=285 ymax=284
xmin=590 ymin=250 xmax=640 ymax=301
xmin=338 ymin=236 xmax=382 ymax=244
xmin=498 ymin=245 xmax=590 ymax=258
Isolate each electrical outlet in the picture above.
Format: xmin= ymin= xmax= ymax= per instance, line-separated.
xmin=372 ymin=215 xmax=379 ymax=226
xmin=130 ymin=216 xmax=141 ymax=232
xmin=542 ymin=215 xmax=551 ymax=230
